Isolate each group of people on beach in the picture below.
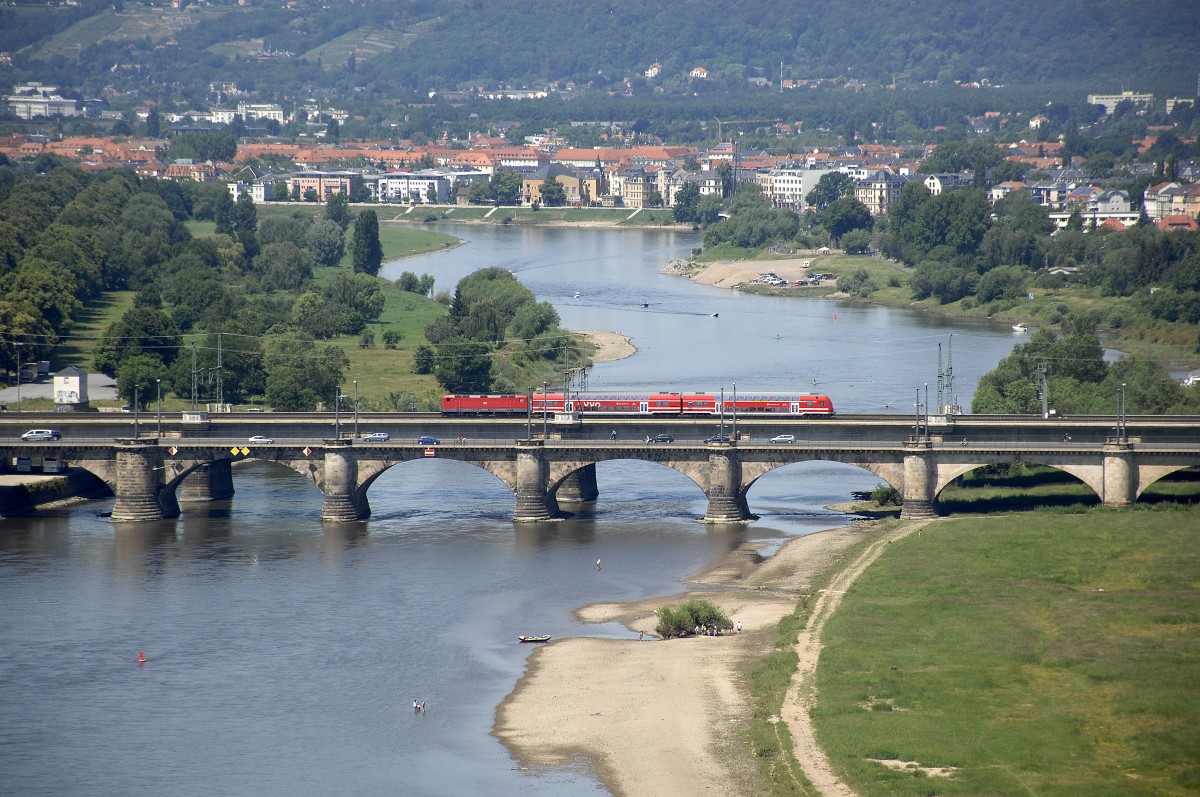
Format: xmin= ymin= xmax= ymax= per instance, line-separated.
xmin=412 ymin=699 xmax=426 ymax=713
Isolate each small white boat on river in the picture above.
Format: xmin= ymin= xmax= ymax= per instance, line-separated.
xmin=1012 ymin=323 xmax=1028 ymax=333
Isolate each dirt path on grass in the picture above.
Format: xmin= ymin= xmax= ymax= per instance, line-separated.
xmin=782 ymin=517 xmax=934 ymax=797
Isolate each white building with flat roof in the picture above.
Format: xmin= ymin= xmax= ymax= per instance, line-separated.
xmin=1087 ymin=91 xmax=1154 ymax=115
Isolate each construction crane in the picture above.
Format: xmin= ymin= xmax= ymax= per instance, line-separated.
xmin=713 ymin=118 xmax=782 ymax=141
xmin=888 ymin=72 xmax=911 ymax=90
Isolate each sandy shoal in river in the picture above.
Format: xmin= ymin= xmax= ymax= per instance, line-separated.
xmin=493 ymin=522 xmax=876 ymax=797
xmin=576 ymin=330 xmax=636 ymax=364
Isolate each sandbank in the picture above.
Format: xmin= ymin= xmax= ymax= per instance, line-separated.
xmin=494 ymin=520 xmax=887 ymax=797
xmin=576 ymin=330 xmax=636 ymax=364
xmin=685 ymin=257 xmax=814 ymax=289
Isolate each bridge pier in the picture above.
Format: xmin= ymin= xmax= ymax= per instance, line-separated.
xmin=1103 ymin=444 xmax=1135 ymax=507
xmin=179 ymin=459 xmax=235 ymax=502
xmin=320 ymin=440 xmax=370 ymax=522
xmin=111 ymin=440 xmax=180 ymax=522
xmin=513 ymin=442 xmax=557 ymax=521
xmin=555 ymin=464 xmax=599 ymax=503
xmin=901 ymin=443 xmax=936 ymax=519
xmin=703 ymin=444 xmax=753 ymax=523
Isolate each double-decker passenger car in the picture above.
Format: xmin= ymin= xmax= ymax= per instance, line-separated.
xmin=442 ymin=391 xmax=835 ymax=418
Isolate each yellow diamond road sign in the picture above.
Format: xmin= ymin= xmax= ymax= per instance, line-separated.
xmin=230 ymin=447 xmax=240 ymax=455
xmin=241 ymin=447 xmax=250 ymax=456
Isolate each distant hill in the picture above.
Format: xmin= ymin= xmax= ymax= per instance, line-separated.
xmin=3 ymin=0 xmax=1197 ymax=103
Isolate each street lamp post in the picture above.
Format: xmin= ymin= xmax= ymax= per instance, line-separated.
xmin=1118 ymin=382 xmax=1127 ymax=444
xmin=732 ymin=382 xmax=737 ymax=441
xmin=353 ymin=380 xmax=359 ymax=439
xmin=526 ymin=387 xmax=533 ymax=440
xmin=134 ymin=384 xmax=141 ymax=439
xmin=914 ymin=387 xmax=920 ymax=441
xmin=719 ymin=387 xmax=725 ymax=437
xmin=156 ymin=378 xmax=162 ymax=439
xmin=542 ymin=382 xmax=548 ymax=441
xmin=334 ymin=384 xmax=341 ymax=439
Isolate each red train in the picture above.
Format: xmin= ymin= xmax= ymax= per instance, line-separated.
xmin=441 ymin=392 xmax=835 ymax=417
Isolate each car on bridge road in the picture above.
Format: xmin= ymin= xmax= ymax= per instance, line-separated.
xmin=770 ymin=434 xmax=796 ymax=444
xmin=704 ymin=434 xmax=730 ymax=443
xmin=361 ymin=432 xmax=390 ymax=442
xmin=248 ymin=435 xmax=275 ymax=445
xmin=646 ymin=433 xmax=675 ymax=443
xmin=417 ymin=435 xmax=441 ymax=445
xmin=21 ymin=429 xmax=61 ymax=441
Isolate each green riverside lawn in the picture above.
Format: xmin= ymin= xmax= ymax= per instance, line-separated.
xmin=809 ymin=494 xmax=1200 ymax=795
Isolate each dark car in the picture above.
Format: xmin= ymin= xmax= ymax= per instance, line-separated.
xmin=646 ymin=433 xmax=675 ymax=443
xmin=417 ymin=435 xmax=440 ymax=445
xmin=704 ymin=434 xmax=730 ymax=443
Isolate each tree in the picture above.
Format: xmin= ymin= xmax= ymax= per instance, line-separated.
xmin=672 ymin=182 xmax=700 ymax=223
xmin=655 ymin=599 xmax=732 ymax=638
xmin=305 ymin=218 xmax=346 ymax=267
xmin=350 ymin=209 xmax=383 ymax=276
xmin=840 ymin=228 xmax=873 ymax=254
xmin=263 ymin=338 xmax=349 ymax=411
xmin=290 ymin=291 xmax=348 ymax=339
xmin=324 ymin=192 xmax=353 ymax=229
xmin=806 ymin=172 xmax=857 ymax=209
xmin=325 ymin=272 xmax=385 ymax=323
xmin=824 ymin=196 xmax=873 ymax=242
xmin=94 ymin=307 xmax=183 ymax=376
xmin=434 ymin=337 xmax=493 ymax=392
xmin=413 ymin=344 xmax=435 ymax=374
xmin=255 ymin=242 xmax=313 ymax=292
xmin=144 ymin=107 xmax=160 ymax=137
xmin=382 ymin=329 xmax=403 ymax=349
xmin=490 ymin=170 xmax=523 ymax=206
xmin=116 ymin=354 xmax=168 ymax=409
xmin=0 ymin=300 xmax=56 ymax=375
xmin=696 ymin=194 xmax=723 ymax=226
xmin=539 ymin=177 xmax=566 ymax=207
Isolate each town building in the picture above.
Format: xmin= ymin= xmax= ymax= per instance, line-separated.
xmin=5 ymin=83 xmax=80 ymax=119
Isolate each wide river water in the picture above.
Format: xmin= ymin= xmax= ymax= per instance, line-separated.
xmin=0 ymin=225 xmax=1023 ymax=796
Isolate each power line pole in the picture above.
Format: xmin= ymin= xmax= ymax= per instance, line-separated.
xmin=217 ymin=332 xmax=224 ymax=411
xmin=191 ymin=341 xmax=198 ymax=409
xmin=1036 ymin=362 xmax=1049 ymax=419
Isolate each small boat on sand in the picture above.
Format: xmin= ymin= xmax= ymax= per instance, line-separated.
xmin=518 ymin=635 xmax=552 ymax=643
xmin=1012 ymin=323 xmax=1029 ymax=333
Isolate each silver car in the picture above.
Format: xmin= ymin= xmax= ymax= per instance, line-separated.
xmin=770 ymin=434 xmax=796 ymax=444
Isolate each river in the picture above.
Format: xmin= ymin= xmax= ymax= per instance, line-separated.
xmin=0 ymin=225 xmax=1021 ymax=796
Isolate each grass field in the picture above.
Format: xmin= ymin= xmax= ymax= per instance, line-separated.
xmin=810 ymin=496 xmax=1200 ymax=795
xmin=55 ymin=290 xmax=135 ymax=371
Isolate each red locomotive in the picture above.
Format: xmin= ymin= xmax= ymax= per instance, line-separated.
xmin=441 ymin=392 xmax=834 ymax=417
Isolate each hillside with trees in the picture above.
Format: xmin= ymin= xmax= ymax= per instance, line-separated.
xmin=4 ymin=0 xmax=1199 ymax=123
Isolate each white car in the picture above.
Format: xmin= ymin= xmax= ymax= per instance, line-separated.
xmin=769 ymin=434 xmax=796 ymax=444
xmin=248 ymin=435 xmax=275 ymax=445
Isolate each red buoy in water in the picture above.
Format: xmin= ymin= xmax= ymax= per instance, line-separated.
xmin=138 ymin=651 xmax=146 ymax=665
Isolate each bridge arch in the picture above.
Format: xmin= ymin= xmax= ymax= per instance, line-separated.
xmin=932 ymin=457 xmax=1106 ymax=507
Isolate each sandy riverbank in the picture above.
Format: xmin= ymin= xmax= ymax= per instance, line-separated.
xmin=494 ymin=512 xmax=925 ymax=797
xmin=576 ymin=330 xmax=637 ymax=364
xmin=684 ymin=257 xmax=815 ymax=290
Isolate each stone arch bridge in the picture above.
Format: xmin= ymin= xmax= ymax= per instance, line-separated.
xmin=4 ymin=435 xmax=1196 ymax=523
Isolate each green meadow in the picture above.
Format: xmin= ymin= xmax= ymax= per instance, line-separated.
xmin=811 ymin=502 xmax=1200 ymax=796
